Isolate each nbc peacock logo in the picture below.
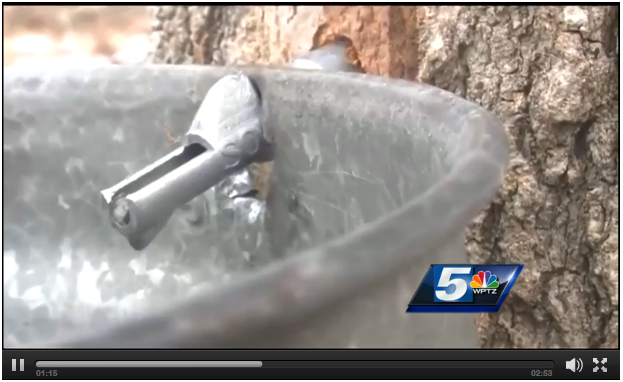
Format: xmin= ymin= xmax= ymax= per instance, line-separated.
xmin=470 ymin=271 xmax=500 ymax=295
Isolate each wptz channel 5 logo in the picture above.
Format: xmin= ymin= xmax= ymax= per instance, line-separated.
xmin=406 ymin=264 xmax=523 ymax=313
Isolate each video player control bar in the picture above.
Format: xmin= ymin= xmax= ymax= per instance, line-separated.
xmin=8 ymin=349 xmax=615 ymax=380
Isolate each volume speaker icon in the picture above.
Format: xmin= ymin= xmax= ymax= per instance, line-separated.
xmin=566 ymin=358 xmax=584 ymax=372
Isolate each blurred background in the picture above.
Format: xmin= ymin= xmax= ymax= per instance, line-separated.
xmin=3 ymin=6 xmax=150 ymax=67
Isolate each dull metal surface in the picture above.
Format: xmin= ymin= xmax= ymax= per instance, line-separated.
xmin=3 ymin=65 xmax=508 ymax=348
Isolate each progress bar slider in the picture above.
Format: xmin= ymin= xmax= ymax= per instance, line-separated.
xmin=36 ymin=361 xmax=262 ymax=368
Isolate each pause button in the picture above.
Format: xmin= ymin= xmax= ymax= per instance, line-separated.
xmin=11 ymin=359 xmax=24 ymax=372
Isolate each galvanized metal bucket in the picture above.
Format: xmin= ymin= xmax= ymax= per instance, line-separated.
xmin=3 ymin=65 xmax=508 ymax=348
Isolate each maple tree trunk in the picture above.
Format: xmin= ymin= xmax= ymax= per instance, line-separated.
xmin=148 ymin=5 xmax=619 ymax=348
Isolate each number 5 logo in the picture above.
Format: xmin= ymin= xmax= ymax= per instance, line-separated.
xmin=433 ymin=267 xmax=473 ymax=303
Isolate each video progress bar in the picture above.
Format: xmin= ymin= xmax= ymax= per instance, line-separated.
xmin=35 ymin=360 xmax=553 ymax=368
xmin=36 ymin=361 xmax=262 ymax=368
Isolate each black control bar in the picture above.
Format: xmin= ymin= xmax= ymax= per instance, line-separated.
xmin=3 ymin=349 xmax=618 ymax=380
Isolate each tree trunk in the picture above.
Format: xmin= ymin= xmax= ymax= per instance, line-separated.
xmin=148 ymin=5 xmax=619 ymax=348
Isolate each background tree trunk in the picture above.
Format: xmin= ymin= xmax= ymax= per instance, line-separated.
xmin=148 ymin=5 xmax=619 ymax=348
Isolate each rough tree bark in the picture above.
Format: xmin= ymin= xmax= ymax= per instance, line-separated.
xmin=148 ymin=5 xmax=619 ymax=348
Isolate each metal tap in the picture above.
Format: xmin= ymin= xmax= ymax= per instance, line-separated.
xmin=100 ymin=38 xmax=363 ymax=250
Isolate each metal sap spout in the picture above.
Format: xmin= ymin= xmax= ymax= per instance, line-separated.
xmin=100 ymin=73 xmax=273 ymax=250
xmin=100 ymin=40 xmax=362 ymax=251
